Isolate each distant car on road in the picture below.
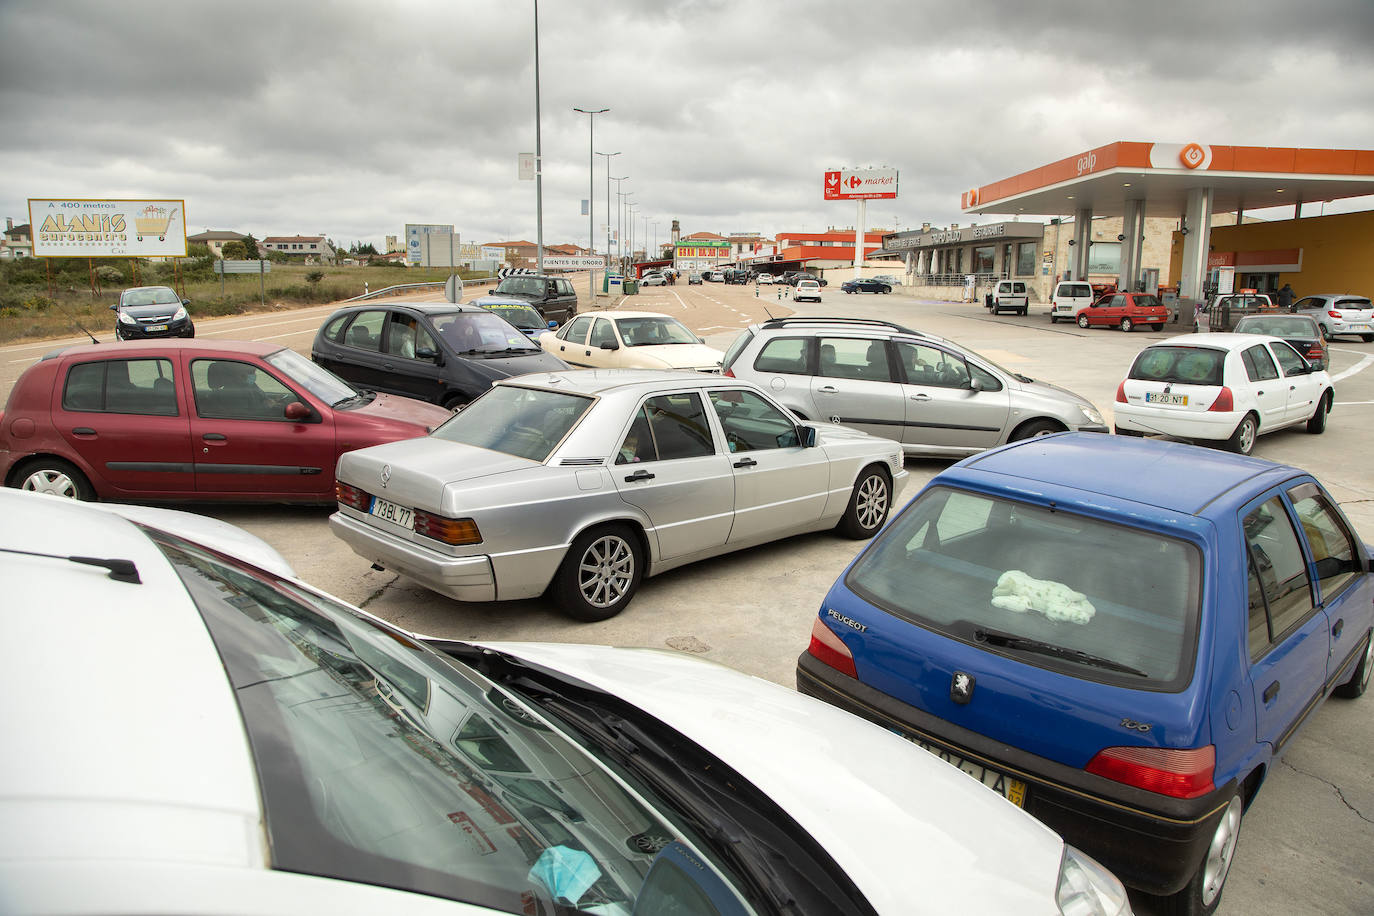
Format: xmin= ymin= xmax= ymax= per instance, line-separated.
xmin=687 ymin=271 xmax=703 ymax=285
xmin=312 ymin=302 xmax=567 ymax=410
xmin=841 ymin=278 xmax=891 ymax=294
xmin=1076 ymin=292 xmax=1170 ymax=331
xmin=640 ymin=273 xmax=667 ymax=287
xmin=1292 ymin=293 xmax=1374 ymax=341
xmin=757 ymin=273 xmax=776 ymax=285
xmin=472 ymin=296 xmax=558 ymax=338
xmin=988 ymin=279 xmax=1029 ymax=315
xmin=488 ymin=273 xmax=579 ymax=325
xmin=112 ymin=285 xmax=195 ymax=340
xmin=871 ymin=274 xmax=901 ymax=287
xmin=1 ymin=339 xmax=448 ymax=503
xmin=793 ymin=279 xmax=823 ymax=303
xmin=1113 ymin=332 xmax=1333 ymax=454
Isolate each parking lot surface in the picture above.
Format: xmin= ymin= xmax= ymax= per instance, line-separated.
xmin=4 ymin=279 xmax=1372 ymax=914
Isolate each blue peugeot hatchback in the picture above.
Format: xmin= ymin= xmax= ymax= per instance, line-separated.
xmin=797 ymin=433 xmax=1373 ymax=916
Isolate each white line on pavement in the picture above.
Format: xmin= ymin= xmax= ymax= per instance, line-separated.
xmin=1332 ymin=354 xmax=1374 ymax=383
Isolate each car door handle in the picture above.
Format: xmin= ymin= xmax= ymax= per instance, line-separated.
xmin=817 ymin=385 xmax=837 ymax=394
xmin=1332 ymin=618 xmax=1344 ymax=638
xmin=1263 ymin=681 xmax=1280 ymax=703
xmin=910 ymin=394 xmax=931 ymax=401
xmin=623 ymin=469 xmax=655 ymax=482
xmin=202 ymin=433 xmax=227 ymax=441
xmin=733 ymin=457 xmax=757 ymax=468
xmin=71 ymin=427 xmax=96 ymax=436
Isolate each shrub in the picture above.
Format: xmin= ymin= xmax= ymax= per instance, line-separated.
xmin=95 ymin=265 xmax=124 ymax=283
xmin=23 ymin=295 xmax=54 ymax=312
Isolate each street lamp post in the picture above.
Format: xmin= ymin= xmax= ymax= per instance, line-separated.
xmin=628 ymin=205 xmax=639 ymax=271
xmin=617 ymin=187 xmax=634 ymax=274
xmin=573 ymin=107 xmax=607 ymax=301
xmin=532 ymin=0 xmax=544 ymax=274
xmin=596 ymin=151 xmax=621 ymax=275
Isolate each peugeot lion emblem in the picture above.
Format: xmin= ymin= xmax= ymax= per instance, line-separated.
xmin=950 ymin=671 xmax=975 ymax=704
xmin=380 ymin=464 xmax=391 ymax=489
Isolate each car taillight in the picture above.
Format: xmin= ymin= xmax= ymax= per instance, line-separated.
xmin=1115 ymin=381 xmax=1127 ymax=403
xmin=1085 ymin=745 xmax=1215 ymax=798
xmin=807 ymin=616 xmax=857 ymax=677
xmin=414 ymin=512 xmax=482 ymax=545
xmin=1207 ymin=387 xmax=1234 ymax=411
xmin=1308 ymin=343 xmax=1324 ymax=360
xmin=1327 ymin=310 xmax=1342 ymax=319
xmin=336 ymin=481 xmax=370 ymax=511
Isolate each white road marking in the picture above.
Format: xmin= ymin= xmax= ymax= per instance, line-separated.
xmin=1332 ymin=354 xmax=1373 ymax=384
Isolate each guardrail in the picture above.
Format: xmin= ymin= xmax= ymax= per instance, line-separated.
xmin=344 ymin=278 xmax=499 ymax=302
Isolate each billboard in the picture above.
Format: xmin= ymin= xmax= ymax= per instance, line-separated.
xmin=823 ymin=169 xmax=899 ymax=201
xmin=406 ymin=223 xmax=453 ymax=265
xmin=29 ymin=198 xmax=187 ymax=258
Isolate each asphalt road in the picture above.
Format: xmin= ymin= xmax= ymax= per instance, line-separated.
xmin=4 ymin=279 xmax=1372 ymax=915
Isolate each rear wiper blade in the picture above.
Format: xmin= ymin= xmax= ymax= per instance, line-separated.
xmin=974 ymin=627 xmax=1148 ymax=677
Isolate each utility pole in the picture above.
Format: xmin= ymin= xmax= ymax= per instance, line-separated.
xmin=573 ymin=107 xmax=607 ymax=301
xmin=533 ymin=0 xmax=545 ymax=274
xmin=597 ymin=151 xmax=621 ymax=279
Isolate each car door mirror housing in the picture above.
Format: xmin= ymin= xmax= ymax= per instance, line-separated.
xmin=284 ymin=401 xmax=315 ymax=422
xmin=599 ymin=341 xmax=619 ymax=351
xmin=415 ymin=346 xmax=440 ymax=362
xmin=969 ymin=376 xmax=984 ymax=392
xmin=799 ymin=424 xmax=818 ymax=448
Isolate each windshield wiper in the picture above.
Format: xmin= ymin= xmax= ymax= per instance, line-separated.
xmin=974 ymin=627 xmax=1149 ymax=677
xmin=331 ymin=391 xmax=373 ymax=408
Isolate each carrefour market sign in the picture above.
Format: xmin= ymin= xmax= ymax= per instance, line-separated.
xmin=29 ymin=198 xmax=188 ymax=258
xmin=824 ymin=169 xmax=899 ymax=201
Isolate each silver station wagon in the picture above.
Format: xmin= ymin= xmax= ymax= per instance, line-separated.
xmin=330 ymin=370 xmax=907 ymax=620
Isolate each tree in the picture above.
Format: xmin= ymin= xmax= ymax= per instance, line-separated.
xmin=243 ymin=234 xmax=260 ymax=258
xmin=221 ymin=240 xmax=248 ymax=259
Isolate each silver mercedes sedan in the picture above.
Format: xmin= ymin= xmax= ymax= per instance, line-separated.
xmin=330 ymin=370 xmax=907 ymax=620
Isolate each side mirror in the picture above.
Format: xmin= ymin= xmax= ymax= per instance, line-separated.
xmin=109 ymin=303 xmax=118 ymax=312
xmin=599 ymin=341 xmax=619 ymax=351
xmin=968 ymin=376 xmax=984 ymax=392
xmin=182 ymin=298 xmax=191 ymax=307
xmin=799 ymin=425 xmax=818 ymax=448
xmin=414 ymin=346 xmax=441 ymax=362
xmin=284 ymin=401 xmax=313 ymax=421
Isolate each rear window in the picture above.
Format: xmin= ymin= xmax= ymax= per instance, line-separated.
xmin=846 ymin=487 xmax=1201 ymax=689
xmin=432 ymin=385 xmax=593 ymax=462
xmin=720 ymin=328 xmax=755 ymax=371
xmin=1333 ymin=298 xmax=1372 ymax=310
xmin=1128 ymin=346 xmax=1226 ymax=386
xmin=1057 ymin=284 xmax=1091 ymax=298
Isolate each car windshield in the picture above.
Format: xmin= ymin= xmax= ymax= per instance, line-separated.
xmin=153 ymin=528 xmax=750 ymax=914
xmin=494 ymin=277 xmax=546 ymax=297
xmin=431 ymin=384 xmax=593 ymax=462
xmin=480 ymin=302 xmax=546 ymax=331
xmin=432 ymin=312 xmax=540 ymax=353
xmin=1235 ymin=317 xmax=1316 ymax=337
xmin=264 ymin=346 xmax=361 ymax=405
xmin=1128 ymin=346 xmax=1226 ymax=386
xmin=123 ymin=287 xmax=180 ymax=306
xmin=614 ymin=316 xmax=699 ymax=347
xmin=846 ymin=486 xmax=1201 ymax=688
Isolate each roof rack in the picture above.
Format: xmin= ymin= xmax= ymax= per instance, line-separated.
xmin=758 ymin=316 xmax=928 ymax=337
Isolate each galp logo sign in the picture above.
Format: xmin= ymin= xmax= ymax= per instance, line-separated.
xmin=1180 ymin=143 xmax=1206 ymax=169
xmin=1076 ymin=151 xmax=1098 ymax=176
xmin=967 ymin=187 xmax=979 ymax=206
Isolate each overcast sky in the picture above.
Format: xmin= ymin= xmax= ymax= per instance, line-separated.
xmin=3 ymin=0 xmax=1372 ymax=254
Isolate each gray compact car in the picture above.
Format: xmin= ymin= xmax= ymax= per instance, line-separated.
xmin=721 ymin=317 xmax=1108 ymax=457
xmin=330 ymin=370 xmax=906 ymax=620
xmin=1291 ymin=293 xmax=1374 ymax=341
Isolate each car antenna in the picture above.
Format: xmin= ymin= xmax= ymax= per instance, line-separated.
xmin=52 ymin=297 xmax=101 ymax=343
xmin=0 ymin=548 xmax=141 ymax=584
xmin=763 ymin=306 xmax=777 ymax=320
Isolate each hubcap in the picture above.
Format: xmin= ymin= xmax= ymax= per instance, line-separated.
xmin=1360 ymin=639 xmax=1373 ymax=691
xmin=1238 ymin=419 xmax=1256 ymax=453
xmin=577 ymin=535 xmax=634 ymax=608
xmin=1201 ymin=795 xmax=1243 ymax=906
xmin=856 ymin=475 xmax=888 ymax=530
xmin=22 ymin=468 xmax=78 ymax=498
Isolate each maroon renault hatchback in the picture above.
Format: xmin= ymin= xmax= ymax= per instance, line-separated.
xmin=0 ymin=339 xmax=451 ymax=503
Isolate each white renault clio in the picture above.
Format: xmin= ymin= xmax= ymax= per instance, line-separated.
xmin=0 ymin=490 xmax=1131 ymax=916
xmin=1113 ymin=332 xmax=1334 ymax=455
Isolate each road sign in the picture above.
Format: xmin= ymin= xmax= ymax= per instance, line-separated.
xmin=542 ymin=256 xmax=604 ymax=270
xmin=213 ymin=259 xmax=271 ymax=274
xmin=824 ymin=169 xmax=899 ymax=201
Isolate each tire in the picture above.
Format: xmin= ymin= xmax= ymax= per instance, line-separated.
xmin=1155 ymin=793 xmax=1243 ymax=916
xmin=14 ymin=457 xmax=95 ymax=500
xmin=1306 ymin=390 xmax=1331 ymax=434
xmin=1077 ymin=314 xmax=1090 ymax=329
xmin=1120 ymin=317 xmax=1135 ymax=332
xmin=1050 ymin=315 xmax=1059 ymax=324
xmin=837 ymin=465 xmax=892 ymax=539
xmin=441 ymin=393 xmax=470 ymax=411
xmin=1019 ymin=307 xmax=1028 ymax=316
xmin=552 ymin=524 xmax=644 ymax=621
xmin=1151 ymin=324 xmax=1164 ymax=331
xmin=1224 ymin=413 xmax=1258 ymax=456
xmin=1010 ymin=419 xmax=1063 ymax=441
xmin=1319 ymin=324 xmax=1331 ymax=341
xmin=1362 ymin=333 xmax=1374 ymax=343
xmin=1334 ymin=631 xmax=1373 ymax=698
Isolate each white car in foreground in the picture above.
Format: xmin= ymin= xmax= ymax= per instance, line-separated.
xmin=1113 ymin=332 xmax=1333 ymax=455
xmin=0 ymin=489 xmax=1131 ymax=916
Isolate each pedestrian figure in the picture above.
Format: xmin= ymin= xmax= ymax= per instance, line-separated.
xmin=1278 ymin=283 xmax=1294 ymax=310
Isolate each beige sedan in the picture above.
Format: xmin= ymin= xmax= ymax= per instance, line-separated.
xmin=538 ymin=310 xmax=724 ymax=372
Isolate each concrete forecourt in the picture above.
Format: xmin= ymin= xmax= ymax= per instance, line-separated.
xmin=1 ymin=279 xmax=1371 ymax=914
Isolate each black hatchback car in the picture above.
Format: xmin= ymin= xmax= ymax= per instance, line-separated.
xmin=840 ymin=278 xmax=892 ymax=295
xmin=112 ymin=285 xmax=196 ymax=340
xmin=312 ymin=302 xmax=568 ymax=409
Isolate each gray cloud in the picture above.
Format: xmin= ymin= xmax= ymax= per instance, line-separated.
xmin=3 ymin=0 xmax=1371 ymax=250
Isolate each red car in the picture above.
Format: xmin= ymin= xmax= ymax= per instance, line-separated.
xmin=1075 ymin=292 xmax=1170 ymax=332
xmin=0 ymin=339 xmax=451 ymax=503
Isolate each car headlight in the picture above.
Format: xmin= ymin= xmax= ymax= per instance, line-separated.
xmin=1080 ymin=405 xmax=1105 ymax=426
xmin=117 ymin=310 xmax=137 ymax=325
xmin=172 ymin=306 xmax=188 ymax=321
xmin=1056 ymin=846 xmax=1131 ymax=916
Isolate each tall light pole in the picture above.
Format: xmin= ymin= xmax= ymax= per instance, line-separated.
xmin=573 ymin=107 xmax=607 ymax=300
xmin=532 ymin=0 xmax=545 ymax=274
xmin=596 ymin=151 xmax=620 ymax=273
xmin=616 ymin=185 xmax=633 ymax=273
xmin=628 ymin=204 xmax=639 ymax=269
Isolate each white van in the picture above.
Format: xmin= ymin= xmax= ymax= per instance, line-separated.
xmin=989 ymin=280 xmax=1029 ymax=315
xmin=1050 ymin=281 xmax=1094 ymax=323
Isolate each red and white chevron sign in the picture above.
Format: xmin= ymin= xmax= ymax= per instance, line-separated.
xmin=824 ymin=168 xmax=899 ymax=200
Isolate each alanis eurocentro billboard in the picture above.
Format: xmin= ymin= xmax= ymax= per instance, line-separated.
xmin=28 ymin=198 xmax=188 ymax=258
